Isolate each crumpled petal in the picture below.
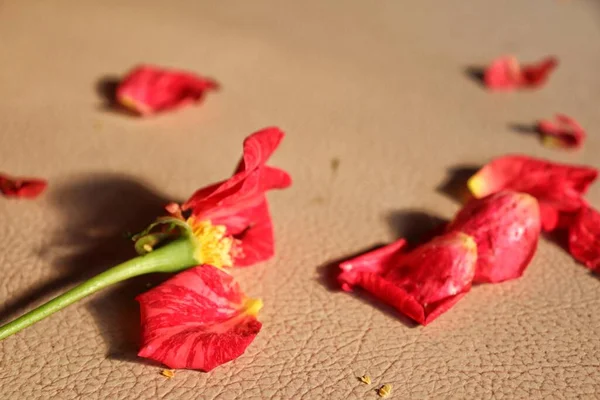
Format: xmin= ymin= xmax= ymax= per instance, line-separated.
xmin=447 ymin=191 xmax=541 ymax=283
xmin=568 ymin=205 xmax=600 ymax=271
xmin=484 ymin=56 xmax=558 ymax=91
xmin=182 ymin=127 xmax=292 ymax=266
xmin=116 ymin=65 xmax=218 ymax=115
xmin=136 ymin=265 xmax=262 ymax=371
xmin=0 ymin=173 xmax=47 ymax=199
xmin=468 ymin=155 xmax=598 ymax=231
xmin=537 ymin=114 xmax=586 ymax=149
xmin=339 ymin=232 xmax=477 ymax=325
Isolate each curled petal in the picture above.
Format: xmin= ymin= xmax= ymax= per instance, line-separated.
xmin=0 ymin=174 xmax=47 ymax=199
xmin=447 ymin=191 xmax=541 ymax=283
xmin=116 ymin=65 xmax=218 ymax=115
xmin=468 ymin=155 xmax=597 ymax=231
xmin=484 ymin=56 xmax=558 ymax=91
xmin=137 ymin=266 xmax=262 ymax=371
xmin=568 ymin=205 xmax=600 ymax=271
xmin=537 ymin=114 xmax=586 ymax=149
xmin=339 ymin=232 xmax=477 ymax=325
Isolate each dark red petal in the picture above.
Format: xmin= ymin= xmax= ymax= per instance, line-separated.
xmin=136 ymin=266 xmax=262 ymax=371
xmin=116 ymin=65 xmax=218 ymax=115
xmin=0 ymin=174 xmax=47 ymax=199
xmin=468 ymin=155 xmax=598 ymax=231
xmin=568 ymin=205 xmax=600 ymax=271
xmin=339 ymin=232 xmax=477 ymax=325
xmin=484 ymin=56 xmax=557 ymax=91
xmin=537 ymin=114 xmax=586 ymax=149
xmin=447 ymin=191 xmax=541 ymax=283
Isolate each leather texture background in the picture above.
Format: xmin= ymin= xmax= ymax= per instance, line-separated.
xmin=1 ymin=1 xmax=600 ymax=399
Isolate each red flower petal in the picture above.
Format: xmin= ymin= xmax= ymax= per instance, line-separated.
xmin=568 ymin=205 xmax=600 ymax=271
xmin=468 ymin=155 xmax=597 ymax=231
xmin=182 ymin=128 xmax=292 ymax=266
xmin=0 ymin=174 xmax=47 ymax=199
xmin=136 ymin=265 xmax=262 ymax=371
xmin=537 ymin=114 xmax=586 ymax=149
xmin=116 ymin=65 xmax=218 ymax=115
xmin=447 ymin=191 xmax=541 ymax=283
xmin=339 ymin=232 xmax=477 ymax=325
xmin=484 ymin=56 xmax=558 ymax=91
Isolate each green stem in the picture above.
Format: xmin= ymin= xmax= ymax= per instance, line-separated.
xmin=0 ymin=237 xmax=197 ymax=341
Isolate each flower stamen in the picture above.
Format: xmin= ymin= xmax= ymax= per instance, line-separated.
xmin=188 ymin=218 xmax=234 ymax=269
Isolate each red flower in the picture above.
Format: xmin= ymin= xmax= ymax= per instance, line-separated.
xmin=339 ymin=232 xmax=477 ymax=325
xmin=181 ymin=127 xmax=292 ymax=267
xmin=116 ymin=65 xmax=218 ymax=115
xmin=0 ymin=173 xmax=47 ymax=199
xmin=468 ymin=155 xmax=598 ymax=231
xmin=447 ymin=191 xmax=541 ymax=283
xmin=484 ymin=56 xmax=558 ymax=91
xmin=537 ymin=114 xmax=586 ymax=149
xmin=137 ymin=265 xmax=263 ymax=371
xmin=568 ymin=205 xmax=600 ymax=271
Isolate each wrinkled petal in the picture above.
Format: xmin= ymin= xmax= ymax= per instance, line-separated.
xmin=137 ymin=266 xmax=262 ymax=371
xmin=339 ymin=232 xmax=477 ymax=325
xmin=537 ymin=114 xmax=586 ymax=149
xmin=568 ymin=205 xmax=600 ymax=271
xmin=0 ymin=174 xmax=47 ymax=199
xmin=116 ymin=65 xmax=218 ymax=115
xmin=484 ymin=56 xmax=558 ymax=91
xmin=447 ymin=191 xmax=541 ymax=283
xmin=468 ymin=155 xmax=597 ymax=231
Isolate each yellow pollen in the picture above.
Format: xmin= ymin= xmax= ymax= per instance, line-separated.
xmin=188 ymin=218 xmax=234 ymax=269
xmin=467 ymin=174 xmax=485 ymax=197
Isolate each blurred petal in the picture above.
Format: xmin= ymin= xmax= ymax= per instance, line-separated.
xmin=0 ymin=174 xmax=47 ymax=199
xmin=537 ymin=114 xmax=585 ymax=149
xmin=484 ymin=56 xmax=557 ymax=91
xmin=568 ymin=205 xmax=600 ymax=271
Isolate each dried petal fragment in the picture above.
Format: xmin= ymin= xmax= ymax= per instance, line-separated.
xmin=447 ymin=191 xmax=541 ymax=283
xmin=359 ymin=375 xmax=372 ymax=385
xmin=161 ymin=369 xmax=175 ymax=379
xmin=0 ymin=174 xmax=47 ymax=199
xmin=116 ymin=65 xmax=218 ymax=115
xmin=568 ymin=205 xmax=600 ymax=271
xmin=182 ymin=127 xmax=292 ymax=267
xmin=468 ymin=155 xmax=598 ymax=231
xmin=339 ymin=232 xmax=477 ymax=325
xmin=378 ymin=384 xmax=392 ymax=398
xmin=537 ymin=114 xmax=586 ymax=149
xmin=137 ymin=266 xmax=262 ymax=371
xmin=484 ymin=56 xmax=558 ymax=91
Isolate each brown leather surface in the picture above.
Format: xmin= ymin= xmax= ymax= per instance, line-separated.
xmin=1 ymin=1 xmax=600 ymax=399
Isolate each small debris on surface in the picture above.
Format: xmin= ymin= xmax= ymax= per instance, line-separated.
xmin=331 ymin=157 xmax=340 ymax=173
xmin=358 ymin=375 xmax=371 ymax=385
xmin=161 ymin=369 xmax=175 ymax=379
xmin=378 ymin=384 xmax=392 ymax=398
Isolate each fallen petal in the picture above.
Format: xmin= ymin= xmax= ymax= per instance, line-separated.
xmin=484 ymin=56 xmax=558 ymax=91
xmin=116 ymin=65 xmax=218 ymax=115
xmin=137 ymin=266 xmax=262 ymax=371
xmin=0 ymin=174 xmax=47 ymax=199
xmin=537 ymin=114 xmax=586 ymax=149
xmin=447 ymin=191 xmax=541 ymax=283
xmin=568 ymin=205 xmax=600 ymax=271
xmin=339 ymin=232 xmax=477 ymax=325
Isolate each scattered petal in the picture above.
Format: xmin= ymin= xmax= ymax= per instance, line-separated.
xmin=568 ymin=205 xmax=600 ymax=271
xmin=484 ymin=55 xmax=558 ymax=91
xmin=468 ymin=155 xmax=597 ymax=231
xmin=537 ymin=114 xmax=586 ymax=149
xmin=339 ymin=232 xmax=477 ymax=325
xmin=161 ymin=369 xmax=175 ymax=379
xmin=378 ymin=384 xmax=392 ymax=398
xmin=447 ymin=191 xmax=541 ymax=283
xmin=137 ymin=266 xmax=262 ymax=371
xmin=116 ymin=65 xmax=218 ymax=115
xmin=182 ymin=127 xmax=292 ymax=267
xmin=359 ymin=375 xmax=372 ymax=385
xmin=0 ymin=173 xmax=47 ymax=199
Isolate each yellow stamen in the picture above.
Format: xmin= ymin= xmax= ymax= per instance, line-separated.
xmin=188 ymin=218 xmax=234 ymax=269
xmin=243 ymin=298 xmax=263 ymax=316
xmin=466 ymin=174 xmax=486 ymax=197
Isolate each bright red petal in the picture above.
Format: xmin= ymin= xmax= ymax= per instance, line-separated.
xmin=116 ymin=65 xmax=218 ymax=115
xmin=468 ymin=155 xmax=598 ymax=231
xmin=447 ymin=191 xmax=541 ymax=283
xmin=0 ymin=174 xmax=47 ymax=199
xmin=568 ymin=205 xmax=600 ymax=271
xmin=339 ymin=232 xmax=477 ymax=325
xmin=484 ymin=56 xmax=557 ymax=91
xmin=537 ymin=114 xmax=586 ymax=149
xmin=136 ymin=266 xmax=262 ymax=371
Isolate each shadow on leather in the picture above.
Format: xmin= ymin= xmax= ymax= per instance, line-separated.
xmin=0 ymin=173 xmax=174 ymax=363
xmin=436 ymin=164 xmax=479 ymax=204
